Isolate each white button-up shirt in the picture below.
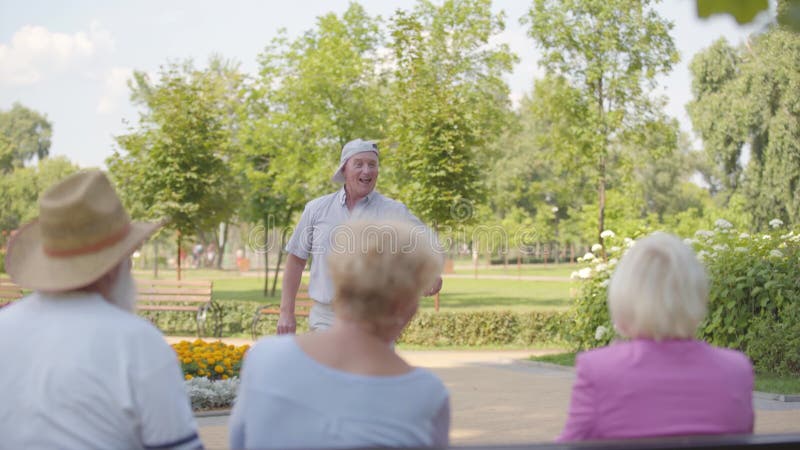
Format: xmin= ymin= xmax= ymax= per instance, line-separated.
xmin=285 ymin=188 xmax=427 ymax=304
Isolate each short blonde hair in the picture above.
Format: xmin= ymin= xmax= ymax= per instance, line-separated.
xmin=608 ymin=232 xmax=709 ymax=340
xmin=327 ymin=220 xmax=443 ymax=324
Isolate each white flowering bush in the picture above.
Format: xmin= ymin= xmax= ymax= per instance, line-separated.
xmin=569 ymin=222 xmax=800 ymax=375
xmin=691 ymin=222 xmax=800 ymax=374
xmin=185 ymin=377 xmax=240 ymax=410
xmin=568 ymin=230 xmax=630 ymax=350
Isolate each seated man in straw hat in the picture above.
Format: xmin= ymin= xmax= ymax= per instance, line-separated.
xmin=0 ymin=170 xmax=202 ymax=450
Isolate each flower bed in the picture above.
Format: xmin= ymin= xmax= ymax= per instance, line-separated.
xmin=185 ymin=376 xmax=240 ymax=411
xmin=172 ymin=340 xmax=250 ymax=410
xmin=172 ymin=340 xmax=249 ymax=380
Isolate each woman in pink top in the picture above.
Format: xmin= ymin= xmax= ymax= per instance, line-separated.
xmin=558 ymin=232 xmax=754 ymax=441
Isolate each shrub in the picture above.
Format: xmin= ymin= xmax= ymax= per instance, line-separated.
xmin=141 ymin=301 xmax=568 ymax=347
xmin=138 ymin=300 xmax=310 ymax=337
xmin=745 ymin=303 xmax=800 ymax=376
xmin=568 ymin=221 xmax=800 ymax=375
xmin=399 ymin=310 xmax=568 ymax=347
xmin=692 ymin=222 xmax=800 ymax=350
xmin=567 ymin=231 xmax=634 ymax=351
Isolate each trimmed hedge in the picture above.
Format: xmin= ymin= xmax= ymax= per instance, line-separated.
xmin=138 ymin=300 xmax=568 ymax=347
xmin=400 ymin=310 xmax=568 ymax=347
xmin=137 ymin=300 xmax=309 ymax=337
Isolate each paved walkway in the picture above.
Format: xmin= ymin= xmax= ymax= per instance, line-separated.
xmin=167 ymin=337 xmax=800 ymax=449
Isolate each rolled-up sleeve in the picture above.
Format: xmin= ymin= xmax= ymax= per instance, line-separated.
xmin=285 ymin=203 xmax=313 ymax=260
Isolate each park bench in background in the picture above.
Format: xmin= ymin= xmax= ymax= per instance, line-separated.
xmin=0 ymin=275 xmax=24 ymax=308
xmin=251 ymin=284 xmax=311 ymax=339
xmin=136 ymin=279 xmax=220 ymax=337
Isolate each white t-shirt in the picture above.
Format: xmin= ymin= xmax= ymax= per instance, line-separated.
xmin=229 ymin=336 xmax=450 ymax=449
xmin=0 ymin=292 xmax=201 ymax=450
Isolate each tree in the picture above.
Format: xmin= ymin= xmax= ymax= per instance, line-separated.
xmin=385 ymin=0 xmax=517 ymax=231
xmin=688 ymin=29 xmax=800 ymax=228
xmin=108 ymin=61 xmax=239 ymax=279
xmin=0 ymin=156 xmax=79 ymax=271
xmin=523 ymin=0 xmax=678 ymax=249
xmin=0 ymin=103 xmax=52 ymax=173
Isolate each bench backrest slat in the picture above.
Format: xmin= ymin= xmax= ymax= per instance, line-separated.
xmin=134 ymin=279 xmax=212 ymax=305
xmin=137 ymin=287 xmax=212 ymax=295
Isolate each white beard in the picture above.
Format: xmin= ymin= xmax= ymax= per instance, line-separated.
xmin=107 ymin=266 xmax=137 ymax=313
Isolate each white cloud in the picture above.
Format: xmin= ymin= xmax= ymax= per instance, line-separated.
xmin=96 ymin=66 xmax=133 ymax=114
xmin=0 ymin=21 xmax=115 ymax=86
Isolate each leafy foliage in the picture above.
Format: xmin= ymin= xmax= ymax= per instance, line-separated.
xmin=688 ymin=29 xmax=800 ymax=229
xmin=0 ymin=103 xmax=52 ymax=173
xmin=0 ymin=157 xmax=79 ymax=272
xmin=568 ymin=221 xmax=800 ymax=375
xmin=385 ymin=0 xmax=516 ymax=229
xmin=524 ymin=0 xmax=679 ymax=246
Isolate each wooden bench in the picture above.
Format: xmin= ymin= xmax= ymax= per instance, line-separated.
xmin=136 ymin=279 xmax=221 ymax=337
xmin=0 ymin=276 xmax=24 ymax=308
xmin=251 ymin=284 xmax=312 ymax=339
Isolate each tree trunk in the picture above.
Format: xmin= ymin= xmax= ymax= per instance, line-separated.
xmin=216 ymin=222 xmax=229 ymax=269
xmin=176 ymin=231 xmax=182 ymax=281
xmin=597 ymin=76 xmax=608 ymax=260
xmin=598 ymin=154 xmax=607 ymax=260
xmin=271 ymin=209 xmax=293 ymax=297
xmin=271 ymin=228 xmax=287 ymax=297
xmin=472 ymin=239 xmax=479 ymax=279
xmin=263 ymin=217 xmax=270 ymax=297
xmin=153 ymin=240 xmax=159 ymax=279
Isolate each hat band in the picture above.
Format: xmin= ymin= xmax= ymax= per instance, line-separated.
xmin=43 ymin=223 xmax=132 ymax=258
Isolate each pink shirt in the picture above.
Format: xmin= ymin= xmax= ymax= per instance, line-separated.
xmin=558 ymin=339 xmax=754 ymax=441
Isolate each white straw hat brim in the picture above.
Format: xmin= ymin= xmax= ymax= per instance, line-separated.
xmin=5 ymin=220 xmax=160 ymax=292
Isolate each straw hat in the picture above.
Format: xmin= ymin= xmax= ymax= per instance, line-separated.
xmin=5 ymin=170 xmax=160 ymax=292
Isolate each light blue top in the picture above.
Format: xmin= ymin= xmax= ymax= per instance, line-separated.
xmin=229 ymin=336 xmax=450 ymax=449
xmin=285 ymin=188 xmax=428 ymax=304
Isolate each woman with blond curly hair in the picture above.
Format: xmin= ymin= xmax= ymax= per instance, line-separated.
xmin=230 ymin=220 xmax=449 ymax=449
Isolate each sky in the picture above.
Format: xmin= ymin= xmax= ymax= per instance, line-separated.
xmin=0 ymin=0 xmax=766 ymax=169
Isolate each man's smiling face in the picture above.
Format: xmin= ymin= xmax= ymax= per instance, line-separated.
xmin=342 ymin=151 xmax=379 ymax=200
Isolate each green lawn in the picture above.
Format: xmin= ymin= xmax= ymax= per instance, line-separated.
xmin=529 ymin=352 xmax=800 ymax=395
xmin=451 ymin=263 xmax=577 ymax=278
xmin=423 ymin=278 xmax=572 ymax=311
xmin=135 ymin=270 xmax=574 ymax=312
xmin=755 ymin=374 xmax=800 ymax=395
xmin=529 ymin=351 xmax=577 ymax=366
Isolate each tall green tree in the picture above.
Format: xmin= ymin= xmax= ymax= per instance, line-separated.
xmin=523 ymin=0 xmax=678 ymax=248
xmin=0 ymin=103 xmax=52 ymax=173
xmin=108 ymin=61 xmax=239 ymax=279
xmin=0 ymin=156 xmax=79 ymax=271
xmin=688 ymin=29 xmax=800 ymax=228
xmin=385 ymin=0 xmax=516 ymax=231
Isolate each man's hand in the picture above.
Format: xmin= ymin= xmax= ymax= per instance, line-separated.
xmin=424 ymin=276 xmax=443 ymax=297
xmin=277 ymin=312 xmax=297 ymax=335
